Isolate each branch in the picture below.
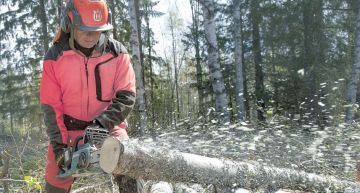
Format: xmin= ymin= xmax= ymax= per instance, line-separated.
xmin=0 ymin=178 xmax=27 ymax=182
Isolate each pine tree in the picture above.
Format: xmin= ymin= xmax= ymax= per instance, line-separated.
xmin=233 ymin=0 xmax=246 ymax=122
xmin=0 ymin=0 xmax=57 ymax=135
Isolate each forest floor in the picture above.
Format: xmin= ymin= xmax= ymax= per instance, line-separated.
xmin=1 ymin=121 xmax=360 ymax=192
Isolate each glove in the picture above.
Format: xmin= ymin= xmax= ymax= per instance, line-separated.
xmin=51 ymin=142 xmax=67 ymax=169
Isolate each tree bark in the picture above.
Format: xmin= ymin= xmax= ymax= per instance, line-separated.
xmin=250 ymin=0 xmax=266 ymax=122
xmin=233 ymin=0 xmax=246 ymax=122
xmin=345 ymin=0 xmax=360 ymax=124
xmin=128 ymin=0 xmax=147 ymax=134
xmin=100 ymin=138 xmax=360 ymax=192
xmin=200 ymin=0 xmax=230 ymax=124
xmin=39 ymin=0 xmax=49 ymax=53
xmin=143 ymin=2 xmax=157 ymax=135
xmin=169 ymin=13 xmax=180 ymax=121
xmin=302 ymin=0 xmax=325 ymax=126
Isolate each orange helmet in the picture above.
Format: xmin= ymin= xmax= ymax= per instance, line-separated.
xmin=61 ymin=0 xmax=113 ymax=32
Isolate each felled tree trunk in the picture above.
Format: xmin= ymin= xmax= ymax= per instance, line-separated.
xmin=99 ymin=138 xmax=360 ymax=192
xmin=150 ymin=181 xmax=173 ymax=193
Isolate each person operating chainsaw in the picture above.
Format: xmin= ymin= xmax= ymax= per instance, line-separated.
xmin=40 ymin=0 xmax=143 ymax=192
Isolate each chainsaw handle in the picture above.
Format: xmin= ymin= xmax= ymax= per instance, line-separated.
xmin=72 ymin=135 xmax=84 ymax=152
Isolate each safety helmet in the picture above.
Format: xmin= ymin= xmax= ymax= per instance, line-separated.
xmin=61 ymin=0 xmax=113 ymax=32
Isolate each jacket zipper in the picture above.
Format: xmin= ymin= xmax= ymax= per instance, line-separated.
xmin=85 ymin=57 xmax=90 ymax=117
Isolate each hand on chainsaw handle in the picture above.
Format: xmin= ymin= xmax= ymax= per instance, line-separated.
xmin=51 ymin=142 xmax=68 ymax=169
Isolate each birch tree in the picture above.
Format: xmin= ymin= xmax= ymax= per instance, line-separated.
xmin=345 ymin=0 xmax=360 ymax=124
xmin=200 ymin=0 xmax=230 ymax=124
xmin=128 ymin=0 xmax=147 ymax=133
xmin=233 ymin=0 xmax=246 ymax=122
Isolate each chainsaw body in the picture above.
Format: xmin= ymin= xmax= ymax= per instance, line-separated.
xmin=57 ymin=126 xmax=109 ymax=178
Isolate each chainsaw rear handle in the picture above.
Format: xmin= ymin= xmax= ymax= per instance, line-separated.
xmin=57 ymin=144 xmax=92 ymax=178
xmin=57 ymin=135 xmax=84 ymax=178
xmin=72 ymin=135 xmax=84 ymax=152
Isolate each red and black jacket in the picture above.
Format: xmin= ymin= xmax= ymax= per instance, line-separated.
xmin=40 ymin=33 xmax=136 ymax=145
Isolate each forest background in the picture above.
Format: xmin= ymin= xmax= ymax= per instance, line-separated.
xmin=1 ymin=0 xmax=360 ymax=192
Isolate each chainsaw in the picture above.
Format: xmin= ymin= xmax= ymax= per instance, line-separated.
xmin=57 ymin=126 xmax=110 ymax=178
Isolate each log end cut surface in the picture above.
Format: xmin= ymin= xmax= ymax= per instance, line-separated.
xmin=100 ymin=137 xmax=122 ymax=174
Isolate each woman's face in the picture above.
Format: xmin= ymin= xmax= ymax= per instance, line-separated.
xmin=73 ymin=28 xmax=102 ymax=48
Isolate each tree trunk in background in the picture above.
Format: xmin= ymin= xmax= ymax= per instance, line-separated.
xmin=135 ymin=0 xmax=144 ymax=72
xmin=144 ymin=3 xmax=155 ymax=130
xmin=128 ymin=0 xmax=147 ymax=134
xmin=38 ymin=0 xmax=50 ymax=133
xmin=346 ymin=0 xmax=360 ymax=124
xmin=169 ymin=15 xmax=180 ymax=121
xmin=39 ymin=0 xmax=49 ymax=53
xmin=108 ymin=0 xmax=119 ymax=40
xmin=250 ymin=0 xmax=266 ymax=122
xmin=267 ymin=0 xmax=279 ymax=115
xmin=302 ymin=0 xmax=324 ymax=126
xmin=165 ymin=58 xmax=175 ymax=126
xmin=56 ymin=0 xmax=62 ymax=22
xmin=201 ymin=0 xmax=230 ymax=124
xmin=134 ymin=0 xmax=141 ymax=60
xmin=242 ymin=23 xmax=250 ymax=121
xmin=190 ymin=0 xmax=205 ymax=118
xmin=233 ymin=0 xmax=246 ymax=122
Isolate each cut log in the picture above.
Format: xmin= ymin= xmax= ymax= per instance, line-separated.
xmin=150 ymin=181 xmax=173 ymax=193
xmin=99 ymin=137 xmax=360 ymax=192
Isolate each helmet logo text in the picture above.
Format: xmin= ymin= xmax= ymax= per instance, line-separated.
xmin=93 ymin=10 xmax=102 ymax=22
